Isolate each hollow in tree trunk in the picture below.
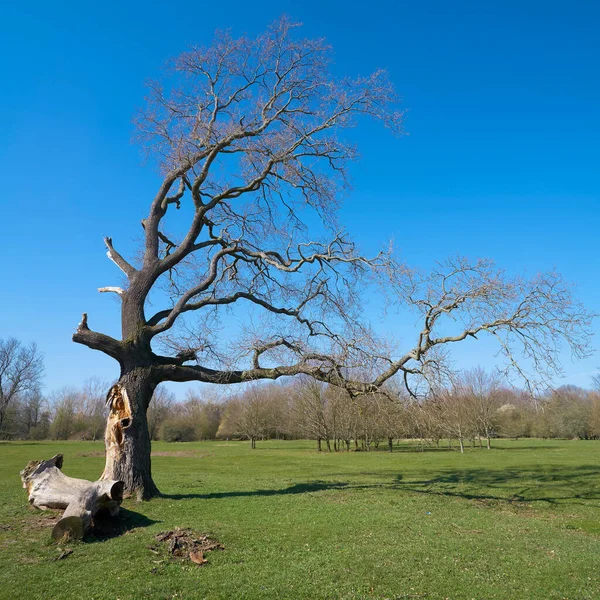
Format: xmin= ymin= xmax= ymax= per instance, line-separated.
xmin=101 ymin=374 xmax=159 ymax=500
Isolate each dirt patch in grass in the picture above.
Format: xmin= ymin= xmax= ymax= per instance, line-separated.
xmin=22 ymin=512 xmax=61 ymax=531
xmin=75 ymin=451 xmax=104 ymax=458
xmin=149 ymin=528 xmax=224 ymax=567
xmin=151 ymin=451 xmax=198 ymax=457
xmin=75 ymin=450 xmax=209 ymax=458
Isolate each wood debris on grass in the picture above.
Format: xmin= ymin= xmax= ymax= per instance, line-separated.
xmin=149 ymin=528 xmax=223 ymax=566
xmin=53 ymin=547 xmax=73 ymax=561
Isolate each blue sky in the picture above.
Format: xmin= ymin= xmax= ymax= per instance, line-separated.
xmin=1 ymin=0 xmax=598 ymax=394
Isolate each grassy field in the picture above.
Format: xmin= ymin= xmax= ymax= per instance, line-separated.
xmin=1 ymin=439 xmax=600 ymax=599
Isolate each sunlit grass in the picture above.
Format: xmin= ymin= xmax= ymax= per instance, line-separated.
xmin=1 ymin=439 xmax=600 ymax=599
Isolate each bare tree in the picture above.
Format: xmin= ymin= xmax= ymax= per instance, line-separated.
xmin=0 ymin=338 xmax=43 ymax=434
xmin=49 ymin=388 xmax=77 ymax=440
xmin=293 ymin=377 xmax=331 ymax=451
xmin=456 ymin=367 xmax=501 ymax=449
xmin=375 ymin=390 xmax=407 ymax=452
xmin=430 ymin=388 xmax=475 ymax=453
xmin=71 ymin=18 xmax=402 ymax=496
xmin=147 ymin=385 xmax=176 ymax=440
xmin=592 ymin=370 xmax=600 ymax=392
xmin=326 ymin=386 xmax=359 ymax=451
xmin=588 ymin=391 xmax=600 ymax=439
xmin=21 ymin=388 xmax=46 ymax=436
xmin=181 ymin=392 xmax=224 ymax=440
xmin=72 ymin=19 xmax=593 ymax=498
xmin=218 ymin=386 xmax=268 ymax=448
xmin=78 ymin=378 xmax=109 ymax=441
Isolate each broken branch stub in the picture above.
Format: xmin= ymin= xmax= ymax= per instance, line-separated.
xmin=20 ymin=454 xmax=124 ymax=540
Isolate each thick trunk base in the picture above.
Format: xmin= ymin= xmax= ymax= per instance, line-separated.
xmin=102 ymin=379 xmax=159 ymax=500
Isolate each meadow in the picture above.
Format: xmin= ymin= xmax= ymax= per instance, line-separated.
xmin=1 ymin=439 xmax=600 ymax=599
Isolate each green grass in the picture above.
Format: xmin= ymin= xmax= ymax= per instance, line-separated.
xmin=2 ymin=439 xmax=600 ymax=599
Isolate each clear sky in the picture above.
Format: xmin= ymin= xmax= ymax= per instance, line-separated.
xmin=1 ymin=0 xmax=598 ymax=395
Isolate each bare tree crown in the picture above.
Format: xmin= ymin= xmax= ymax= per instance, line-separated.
xmin=73 ymin=18 xmax=593 ymax=399
xmin=0 ymin=338 xmax=43 ymax=430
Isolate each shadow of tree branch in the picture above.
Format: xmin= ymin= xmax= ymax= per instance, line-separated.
xmin=160 ymin=465 xmax=600 ymax=507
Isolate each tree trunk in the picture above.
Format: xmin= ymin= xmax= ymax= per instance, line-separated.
xmin=388 ymin=437 xmax=393 ymax=453
xmin=101 ymin=372 xmax=159 ymax=500
xmin=20 ymin=454 xmax=124 ymax=540
xmin=458 ymin=437 xmax=464 ymax=453
xmin=486 ymin=436 xmax=491 ymax=449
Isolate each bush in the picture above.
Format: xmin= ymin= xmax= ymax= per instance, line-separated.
xmin=160 ymin=419 xmax=197 ymax=442
xmin=29 ymin=423 xmax=50 ymax=440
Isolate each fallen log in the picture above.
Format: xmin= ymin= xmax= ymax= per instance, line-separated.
xmin=20 ymin=454 xmax=124 ymax=540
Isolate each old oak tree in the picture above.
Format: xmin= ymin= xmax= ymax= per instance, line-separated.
xmin=71 ymin=19 xmax=592 ymax=499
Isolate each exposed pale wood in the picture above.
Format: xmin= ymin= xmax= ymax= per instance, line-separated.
xmin=20 ymin=454 xmax=124 ymax=540
xmin=102 ymin=384 xmax=133 ymax=482
xmin=98 ymin=286 xmax=124 ymax=295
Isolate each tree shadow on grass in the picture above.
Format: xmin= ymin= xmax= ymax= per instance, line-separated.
xmin=160 ymin=480 xmax=350 ymax=500
xmin=85 ymin=507 xmax=159 ymax=542
xmin=391 ymin=443 xmax=562 ymax=453
xmin=387 ymin=464 xmax=600 ymax=506
xmin=163 ymin=465 xmax=600 ymax=508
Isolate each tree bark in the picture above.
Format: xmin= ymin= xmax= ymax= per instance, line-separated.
xmin=101 ymin=374 xmax=159 ymax=500
xmin=20 ymin=454 xmax=124 ymax=540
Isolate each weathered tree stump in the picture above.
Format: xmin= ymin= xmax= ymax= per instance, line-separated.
xmin=20 ymin=454 xmax=124 ymax=540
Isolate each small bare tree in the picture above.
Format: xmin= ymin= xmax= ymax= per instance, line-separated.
xmin=72 ymin=19 xmax=593 ymax=498
xmin=78 ymin=378 xmax=110 ymax=441
xmin=293 ymin=377 xmax=331 ymax=451
xmin=0 ymin=338 xmax=43 ymax=435
xmin=218 ymin=387 xmax=269 ymax=448
xmin=147 ymin=385 xmax=176 ymax=441
xmin=456 ymin=367 xmax=501 ymax=449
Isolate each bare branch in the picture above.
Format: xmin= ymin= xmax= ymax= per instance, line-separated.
xmin=104 ymin=237 xmax=136 ymax=279
xmin=72 ymin=313 xmax=124 ymax=362
xmin=98 ymin=287 xmax=124 ymax=296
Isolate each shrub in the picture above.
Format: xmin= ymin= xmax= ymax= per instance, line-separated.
xmin=160 ymin=419 xmax=197 ymax=442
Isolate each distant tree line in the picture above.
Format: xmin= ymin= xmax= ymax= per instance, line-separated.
xmin=2 ymin=337 xmax=600 ymax=449
xmin=214 ymin=371 xmax=600 ymax=452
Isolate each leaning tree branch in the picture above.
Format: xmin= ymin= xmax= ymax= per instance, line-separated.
xmin=72 ymin=313 xmax=124 ymax=362
xmin=151 ymin=360 xmax=379 ymax=396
